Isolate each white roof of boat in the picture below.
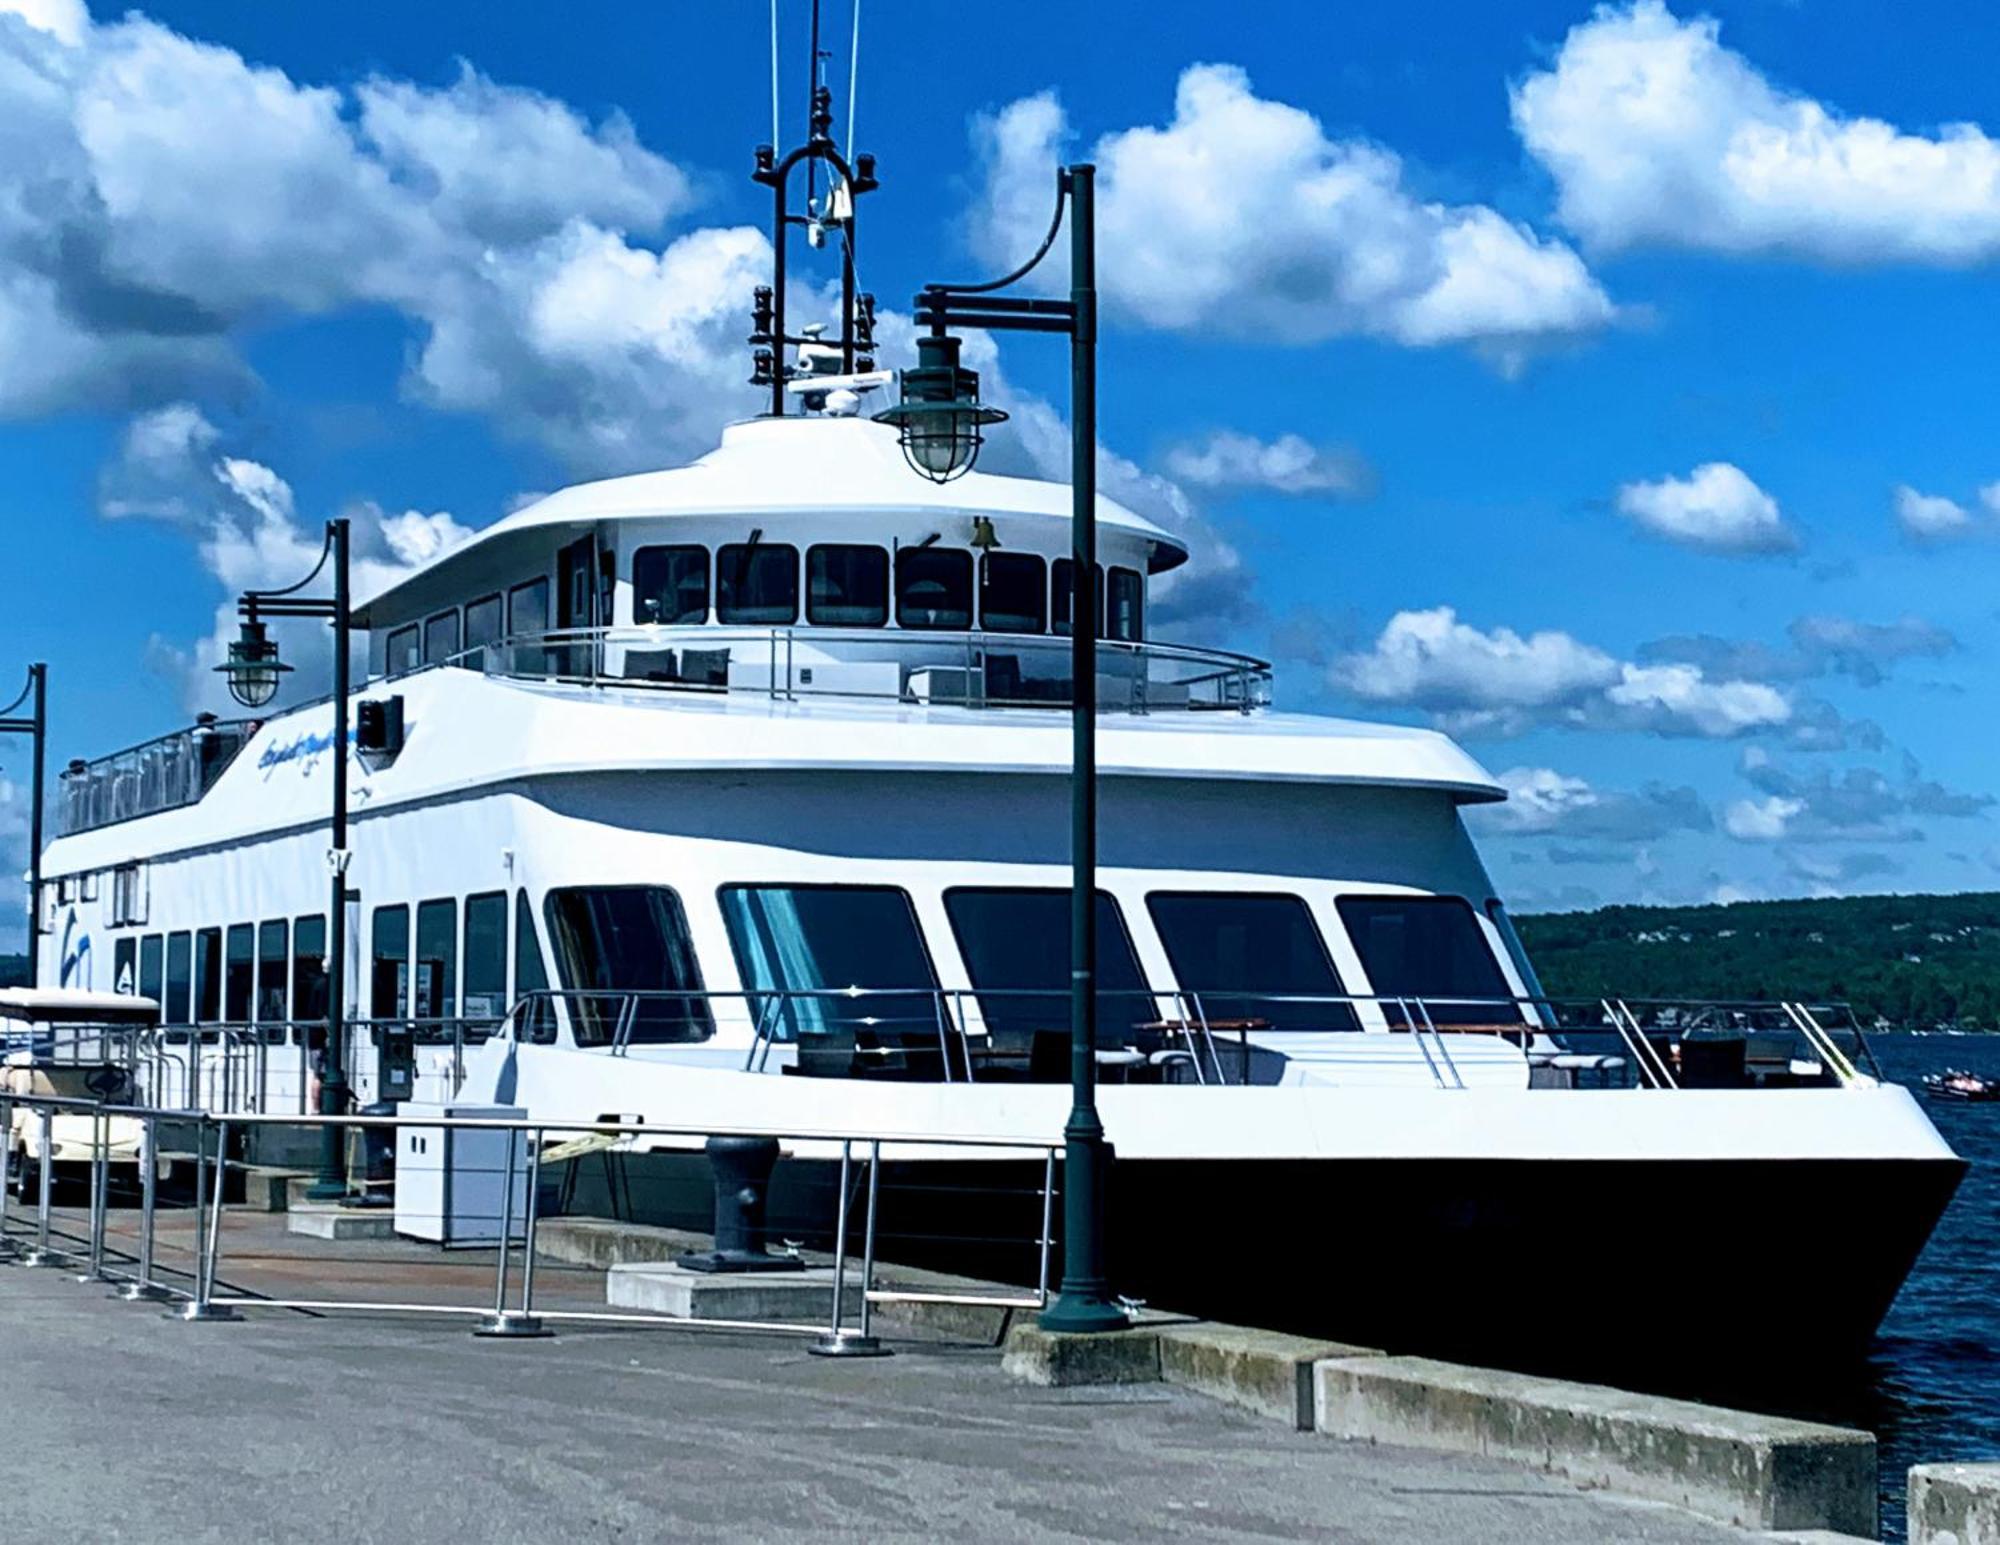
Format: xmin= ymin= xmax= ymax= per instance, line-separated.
xmin=0 ymin=989 xmax=158 ymax=1015
xmin=357 ymin=415 xmax=1189 ymax=617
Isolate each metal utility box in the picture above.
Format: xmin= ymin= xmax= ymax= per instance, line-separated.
xmin=392 ymin=1102 xmax=529 ymax=1246
xmin=375 ymin=1026 xmax=415 ymax=1103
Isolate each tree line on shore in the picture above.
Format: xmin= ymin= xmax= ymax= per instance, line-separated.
xmin=1515 ymin=891 xmax=2000 ymax=1030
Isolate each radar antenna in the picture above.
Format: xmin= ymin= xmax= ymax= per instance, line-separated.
xmin=751 ymin=0 xmax=879 ymax=415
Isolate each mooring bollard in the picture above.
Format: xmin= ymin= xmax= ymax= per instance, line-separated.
xmin=116 ymin=1111 xmax=168 ymax=1302
xmin=677 ymin=1135 xmax=804 ymax=1274
xmin=180 ymin=1116 xmax=238 ymax=1322
xmin=476 ymin=1122 xmax=551 ymax=1338
xmin=22 ymin=1106 xmax=58 ymax=1267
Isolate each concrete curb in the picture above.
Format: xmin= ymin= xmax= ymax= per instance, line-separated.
xmin=1157 ymin=1323 xmax=1379 ymax=1430
xmin=1908 ymin=1461 xmax=2000 ymax=1543
xmin=1315 ymin=1355 xmax=1876 ymax=1538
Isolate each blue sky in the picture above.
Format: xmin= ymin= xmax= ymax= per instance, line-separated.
xmin=4 ymin=0 xmax=2000 ymax=945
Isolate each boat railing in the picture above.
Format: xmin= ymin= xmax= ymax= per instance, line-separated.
xmin=55 ymin=716 xmax=258 ymax=836
xmin=491 ymin=986 xmax=1880 ymax=1094
xmin=420 ymin=624 xmax=1273 ymax=714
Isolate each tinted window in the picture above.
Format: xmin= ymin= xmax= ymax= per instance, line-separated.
xmin=372 ymin=904 xmax=409 ymax=1020
xmin=1337 ymin=896 xmax=1516 ymax=1025
xmin=896 ymin=548 xmax=973 ymax=629
xmin=224 ymin=923 xmax=254 ymax=1021
xmin=515 ymin=890 xmax=553 ymax=1044
xmin=293 ymin=915 xmax=328 ymax=1031
xmin=463 ymin=892 xmax=507 ymax=1021
xmin=257 ymin=920 xmax=288 ymax=1024
xmin=945 ymin=889 xmax=1149 ymax=1043
xmin=545 ymin=887 xmax=711 ymax=1045
xmin=507 ymin=578 xmax=549 ymax=636
xmin=165 ymin=932 xmax=192 ymax=1024
xmin=415 ymin=898 xmax=457 ymax=1025
xmin=193 ymin=928 xmax=222 ymax=1023
xmin=423 ymin=610 xmax=460 ymax=666
xmin=464 ymin=594 xmax=503 ymax=652
xmin=139 ymin=934 xmax=164 ymax=1005
xmin=633 ymin=545 xmax=709 ymax=625
xmin=719 ymin=884 xmax=938 ymax=1041
xmin=114 ymin=936 xmax=137 ymax=996
xmin=385 ymin=625 xmax=420 ymax=676
xmin=1053 ymin=560 xmax=1106 ymax=638
xmin=807 ymin=544 xmax=889 ymax=626
xmin=980 ymin=552 xmax=1047 ymax=634
xmin=1109 ymin=568 xmax=1144 ymax=642
xmin=717 ymin=543 xmax=799 ymax=624
xmin=1147 ymin=892 xmax=1356 ymax=1032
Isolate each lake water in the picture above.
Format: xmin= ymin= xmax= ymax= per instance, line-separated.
xmin=1741 ymin=1032 xmax=2000 ymax=1539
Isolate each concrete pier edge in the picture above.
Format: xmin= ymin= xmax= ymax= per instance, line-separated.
xmin=1908 ymin=1461 xmax=2000 ymax=1544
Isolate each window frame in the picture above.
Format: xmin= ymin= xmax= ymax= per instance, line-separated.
xmin=1052 ymin=559 xmax=1107 ymax=639
xmin=631 ymin=544 xmax=712 ymax=626
xmin=894 ymin=546 xmax=975 ymax=631
xmin=507 ymin=577 xmax=550 ymax=637
xmin=256 ymin=919 xmax=289 ymax=1036
xmin=194 ymin=926 xmax=223 ymax=1025
xmin=464 ymin=592 xmax=504 ymax=653
xmin=165 ymin=931 xmax=192 ymax=1026
xmin=978 ymin=551 xmax=1049 ymax=634
xmin=224 ymin=922 xmax=255 ymax=1023
xmin=716 ymin=881 xmax=942 ymax=1044
xmin=413 ymin=896 xmax=458 ymax=1035
xmin=292 ymin=914 xmax=328 ymax=1046
xmin=422 ymin=608 xmax=461 ymax=667
xmin=543 ymin=885 xmax=713 ymax=1046
xmin=385 ymin=624 xmax=420 ymax=677
xmin=462 ymin=891 xmax=508 ymax=1029
xmin=716 ymin=542 xmax=801 ymax=625
xmin=372 ymin=903 xmax=410 ymax=1021
xmin=138 ymin=933 xmax=164 ymax=1006
xmin=1108 ymin=566 xmax=1144 ymax=643
xmin=806 ymin=543 xmax=890 ymax=628
xmin=942 ymin=886 xmax=1151 ymax=1043
xmin=1334 ymin=893 xmax=1519 ymax=1027
xmin=1145 ymin=889 xmax=1358 ymax=1032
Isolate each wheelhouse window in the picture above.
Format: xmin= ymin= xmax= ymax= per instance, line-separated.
xmin=1146 ymin=892 xmax=1357 ymax=1032
xmin=1336 ymin=895 xmax=1517 ymax=1026
xmin=139 ymin=934 xmax=164 ymax=1005
xmin=515 ymin=890 xmax=553 ymax=1044
xmin=633 ymin=545 xmax=709 ymax=625
xmin=194 ymin=927 xmax=222 ymax=1023
xmin=372 ymin=904 xmax=409 ymax=1020
xmin=1052 ymin=560 xmax=1106 ymax=638
xmin=980 ymin=553 xmax=1047 ymax=634
xmin=464 ymin=593 xmax=503 ymax=654
xmin=896 ymin=548 xmax=973 ymax=630
xmin=944 ymin=888 xmax=1150 ymax=1044
xmin=257 ymin=920 xmax=288 ymax=1027
xmin=422 ymin=609 xmax=460 ymax=667
xmin=807 ymin=544 xmax=889 ymax=626
xmin=165 ymin=932 xmax=192 ymax=1024
xmin=385 ymin=625 xmax=420 ymax=676
xmin=414 ymin=898 xmax=457 ymax=1027
xmin=717 ymin=543 xmax=799 ymax=624
xmin=224 ymin=923 xmax=254 ymax=1022
xmin=545 ymin=887 xmax=711 ymax=1045
xmin=293 ymin=915 xmax=328 ymax=1035
xmin=1108 ymin=567 xmax=1144 ymax=642
xmin=719 ymin=884 xmax=938 ymax=1041
xmin=463 ymin=892 xmax=507 ymax=1023
xmin=507 ymin=578 xmax=549 ymax=636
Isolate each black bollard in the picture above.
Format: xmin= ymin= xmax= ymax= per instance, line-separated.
xmin=677 ymin=1135 xmax=805 ymax=1273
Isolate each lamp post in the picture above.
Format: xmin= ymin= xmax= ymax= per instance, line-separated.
xmin=217 ymin=518 xmax=352 ymax=1202
xmin=0 ymin=664 xmax=47 ymax=986
xmin=878 ymin=164 xmax=1126 ymax=1334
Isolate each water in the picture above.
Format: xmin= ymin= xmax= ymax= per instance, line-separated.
xmin=1758 ymin=1033 xmax=2000 ymax=1539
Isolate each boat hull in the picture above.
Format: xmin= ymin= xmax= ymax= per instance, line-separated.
xmin=551 ymin=1146 xmax=1965 ymax=1382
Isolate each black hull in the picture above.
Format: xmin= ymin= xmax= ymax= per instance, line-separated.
xmin=552 ymin=1149 xmax=1965 ymax=1386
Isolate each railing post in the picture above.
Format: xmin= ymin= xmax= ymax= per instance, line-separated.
xmin=75 ymin=1106 xmax=112 ymax=1283
xmin=0 ymin=1094 xmax=14 ymax=1261
xmin=476 ymin=1123 xmax=550 ymax=1338
xmin=180 ymin=1116 xmax=239 ymax=1320
xmin=1037 ymin=1146 xmax=1057 ymax=1308
xmin=810 ymin=1140 xmax=853 ymax=1356
xmin=116 ymin=1111 xmax=169 ymax=1301
xmin=811 ymin=1136 xmax=885 ymax=1357
xmin=22 ymin=1105 xmax=57 ymax=1266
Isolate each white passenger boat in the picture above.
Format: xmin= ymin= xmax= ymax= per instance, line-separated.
xmin=31 ymin=63 xmax=1961 ymax=1377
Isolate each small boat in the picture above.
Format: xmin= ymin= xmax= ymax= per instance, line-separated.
xmin=1923 ymin=1069 xmax=2000 ymax=1102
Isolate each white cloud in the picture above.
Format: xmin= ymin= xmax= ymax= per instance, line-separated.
xmin=2 ymin=0 xmax=84 ymax=45
xmin=972 ymin=65 xmax=1614 ymax=364
xmin=1614 ymin=462 xmax=1795 ymax=553
xmin=1162 ymin=430 xmax=1373 ymax=499
xmin=1477 ymin=766 xmax=1710 ymax=840
xmin=1331 ymin=606 xmax=1793 ymax=740
xmin=1894 ymin=484 xmax=1976 ymax=540
xmin=1514 ymin=2 xmax=2000 ymax=264
xmin=1723 ymin=795 xmax=1803 ymax=841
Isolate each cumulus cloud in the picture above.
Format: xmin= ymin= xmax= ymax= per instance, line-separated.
xmin=1474 ymin=766 xmax=1711 ymax=840
xmin=1613 ymin=462 xmax=1796 ymax=553
xmin=1727 ymin=746 xmax=1994 ymax=844
xmin=1640 ymin=613 xmax=1956 ymax=688
xmin=99 ymin=404 xmax=473 ymax=711
xmin=1723 ymin=795 xmax=1803 ymax=842
xmin=971 ymin=65 xmax=1614 ymax=366
xmin=1162 ymin=430 xmax=1374 ymax=499
xmin=1895 ymin=484 xmax=1978 ymax=541
xmin=1330 ymin=606 xmax=1791 ymax=739
xmin=1514 ymin=1 xmax=2000 ymax=264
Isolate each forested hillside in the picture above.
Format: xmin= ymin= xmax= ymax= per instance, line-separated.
xmin=1515 ymin=892 xmax=2000 ymax=1029
xmin=0 ymin=954 xmax=26 ymax=988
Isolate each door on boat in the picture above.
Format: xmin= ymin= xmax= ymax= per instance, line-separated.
xmin=556 ymin=533 xmax=598 ymax=676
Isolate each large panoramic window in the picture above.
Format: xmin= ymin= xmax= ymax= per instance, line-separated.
xmin=807 ymin=544 xmax=889 ymax=626
xmin=979 ymin=552 xmax=1047 ymax=634
xmin=414 ymin=898 xmax=457 ymax=1028
xmin=716 ymin=543 xmax=799 ymax=624
xmin=632 ymin=545 xmax=710 ymax=625
xmin=463 ymin=892 xmax=507 ymax=1023
xmin=545 ymin=886 xmax=711 ymax=1045
xmin=1052 ymin=560 xmax=1106 ymax=639
xmin=257 ymin=920 xmax=288 ymax=1028
xmin=895 ymin=548 xmax=973 ymax=630
xmin=372 ymin=904 xmax=409 ymax=1020
xmin=1146 ymin=892 xmax=1357 ymax=1032
xmin=165 ymin=932 xmax=192 ymax=1025
xmin=719 ymin=884 xmax=938 ymax=1042
xmin=1336 ymin=895 xmax=1516 ymax=1026
xmin=944 ymin=889 xmax=1151 ymax=1044
xmin=1108 ymin=568 xmax=1144 ymax=643
xmin=194 ymin=927 xmax=222 ymax=1024
xmin=224 ymin=923 xmax=254 ymax=1022
xmin=292 ymin=915 xmax=328 ymax=1038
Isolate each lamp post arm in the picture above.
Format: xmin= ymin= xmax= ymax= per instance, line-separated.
xmin=924 ymin=169 xmax=1070 ymax=297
